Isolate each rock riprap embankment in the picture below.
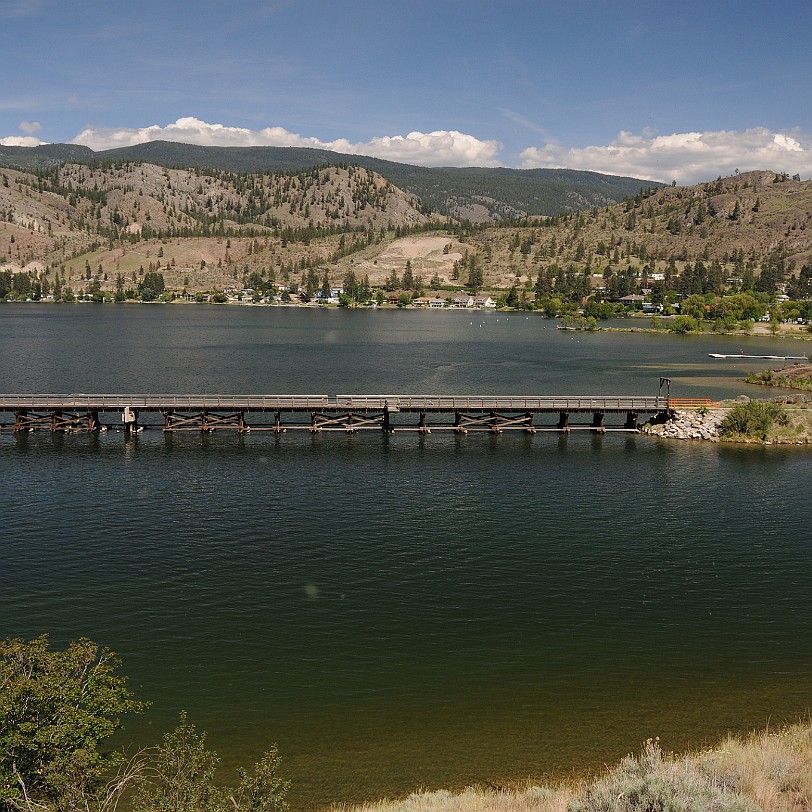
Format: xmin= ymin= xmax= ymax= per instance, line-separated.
xmin=642 ymin=409 xmax=728 ymax=442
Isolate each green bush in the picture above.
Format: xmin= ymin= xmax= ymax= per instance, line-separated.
xmin=1 ymin=637 xmax=288 ymax=812
xmin=745 ymin=369 xmax=773 ymax=385
xmin=672 ymin=315 xmax=700 ymax=333
xmin=719 ymin=399 xmax=788 ymax=440
xmin=133 ymin=713 xmax=289 ymax=812
xmin=0 ymin=635 xmax=145 ymax=812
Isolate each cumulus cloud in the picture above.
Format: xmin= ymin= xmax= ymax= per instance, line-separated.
xmin=519 ymin=127 xmax=812 ymax=184
xmin=0 ymin=135 xmax=46 ymax=147
xmin=70 ymin=116 xmax=503 ymax=167
xmin=19 ymin=120 xmax=41 ymax=135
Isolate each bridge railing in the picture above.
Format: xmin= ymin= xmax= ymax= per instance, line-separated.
xmin=667 ymin=398 xmax=716 ymax=409
xmin=0 ymin=394 xmax=331 ymax=411
xmin=337 ymin=395 xmax=667 ymax=411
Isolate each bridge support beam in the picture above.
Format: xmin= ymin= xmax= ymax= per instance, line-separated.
xmin=14 ymin=410 xmax=54 ymax=432
xmin=592 ymin=412 xmax=605 ymax=432
xmin=310 ymin=412 xmax=386 ymax=432
xmin=449 ymin=412 xmax=538 ymax=433
xmin=161 ymin=411 xmax=247 ymax=432
xmin=558 ymin=411 xmax=569 ymax=431
xmin=625 ymin=411 xmax=639 ymax=430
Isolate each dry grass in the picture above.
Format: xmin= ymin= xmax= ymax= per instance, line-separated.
xmin=339 ymin=785 xmax=571 ymax=812
xmin=337 ymin=724 xmax=812 ymax=812
xmin=768 ymin=408 xmax=812 ymax=443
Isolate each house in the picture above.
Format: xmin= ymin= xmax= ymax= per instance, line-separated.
xmin=452 ymin=295 xmax=474 ymax=308
xmin=413 ymin=297 xmax=446 ymax=308
xmin=473 ymin=296 xmax=496 ymax=309
xmin=620 ymin=294 xmax=645 ymax=309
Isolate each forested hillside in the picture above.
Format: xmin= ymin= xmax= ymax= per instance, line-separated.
xmin=1 ymin=162 xmax=810 ymax=323
xmin=0 ymin=141 xmax=662 ymax=220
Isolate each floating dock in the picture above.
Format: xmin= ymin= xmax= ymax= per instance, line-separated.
xmin=708 ymin=353 xmax=808 ymax=360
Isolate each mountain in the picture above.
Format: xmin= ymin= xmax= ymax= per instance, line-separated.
xmin=3 ymin=161 xmax=809 ymax=302
xmin=457 ymin=169 xmax=812 ymax=290
xmin=0 ymin=141 xmax=663 ymax=221
xmin=0 ymin=158 xmax=437 ymax=257
xmin=0 ymin=143 xmax=95 ymax=170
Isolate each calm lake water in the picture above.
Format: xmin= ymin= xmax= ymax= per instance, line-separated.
xmin=1 ymin=304 xmax=810 ymax=809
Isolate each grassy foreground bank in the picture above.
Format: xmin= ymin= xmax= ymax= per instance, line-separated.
xmin=342 ymin=724 xmax=812 ymax=812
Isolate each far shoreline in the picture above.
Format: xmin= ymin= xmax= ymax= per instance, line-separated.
xmin=2 ymin=298 xmax=812 ymax=342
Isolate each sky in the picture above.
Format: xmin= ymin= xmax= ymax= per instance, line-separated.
xmin=2 ymin=0 xmax=811 ymax=184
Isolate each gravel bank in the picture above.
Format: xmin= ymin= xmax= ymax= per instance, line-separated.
xmin=642 ymin=409 xmax=728 ymax=442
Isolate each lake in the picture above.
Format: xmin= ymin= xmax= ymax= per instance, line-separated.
xmin=1 ymin=304 xmax=810 ymax=809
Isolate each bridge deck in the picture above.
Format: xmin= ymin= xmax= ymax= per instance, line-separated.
xmin=0 ymin=394 xmax=667 ymax=414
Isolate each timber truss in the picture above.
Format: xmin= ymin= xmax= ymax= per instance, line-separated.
xmin=12 ymin=410 xmax=103 ymax=432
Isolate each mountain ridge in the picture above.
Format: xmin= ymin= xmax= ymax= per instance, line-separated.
xmin=0 ymin=140 xmax=663 ymax=221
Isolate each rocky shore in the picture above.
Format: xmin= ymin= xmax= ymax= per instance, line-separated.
xmin=642 ymin=409 xmax=728 ymax=442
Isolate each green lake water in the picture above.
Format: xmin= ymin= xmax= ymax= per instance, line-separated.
xmin=1 ymin=305 xmax=810 ymax=808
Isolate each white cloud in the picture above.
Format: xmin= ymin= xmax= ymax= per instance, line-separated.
xmin=519 ymin=127 xmax=812 ymax=184
xmin=70 ymin=116 xmax=502 ymax=167
xmin=19 ymin=120 xmax=41 ymax=135
xmin=0 ymin=135 xmax=45 ymax=147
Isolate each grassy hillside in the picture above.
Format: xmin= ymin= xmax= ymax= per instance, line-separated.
xmin=0 ymin=141 xmax=662 ymax=220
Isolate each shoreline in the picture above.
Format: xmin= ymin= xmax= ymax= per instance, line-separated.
xmin=2 ymin=299 xmax=812 ymax=341
xmin=338 ymin=721 xmax=812 ymax=812
xmin=643 ymin=401 xmax=812 ymax=445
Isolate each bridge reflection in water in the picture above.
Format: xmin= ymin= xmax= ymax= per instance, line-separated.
xmin=0 ymin=394 xmax=680 ymax=434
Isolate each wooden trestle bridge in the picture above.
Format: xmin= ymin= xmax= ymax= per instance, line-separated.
xmin=0 ymin=394 xmax=675 ymax=434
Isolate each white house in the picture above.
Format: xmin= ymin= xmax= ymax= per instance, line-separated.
xmin=473 ymin=296 xmax=496 ymax=309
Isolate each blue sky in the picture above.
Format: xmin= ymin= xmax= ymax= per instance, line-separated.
xmin=2 ymin=0 xmax=811 ymax=183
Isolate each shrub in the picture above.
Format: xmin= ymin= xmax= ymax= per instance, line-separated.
xmin=672 ymin=315 xmax=700 ymax=333
xmin=745 ymin=369 xmax=773 ymax=385
xmin=0 ymin=635 xmax=146 ymax=812
xmin=1 ymin=638 xmax=288 ymax=812
xmin=133 ymin=713 xmax=289 ymax=812
xmin=719 ymin=400 xmax=788 ymax=440
xmin=567 ymin=739 xmax=758 ymax=812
